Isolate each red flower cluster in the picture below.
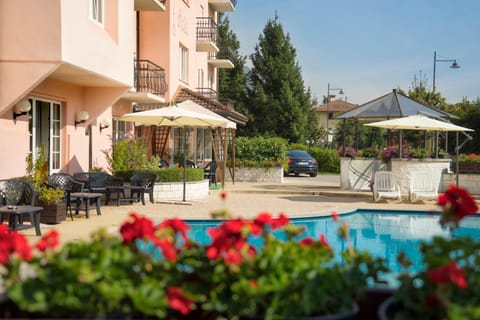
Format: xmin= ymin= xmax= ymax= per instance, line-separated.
xmin=35 ymin=230 xmax=60 ymax=252
xmin=427 ymin=260 xmax=467 ymax=289
xmin=437 ymin=184 xmax=478 ymax=228
xmin=206 ymin=213 xmax=289 ymax=265
xmin=166 ymin=286 xmax=194 ymax=315
xmin=299 ymin=234 xmax=330 ymax=249
xmin=0 ymin=225 xmax=32 ymax=264
xmin=120 ymin=213 xmax=193 ymax=262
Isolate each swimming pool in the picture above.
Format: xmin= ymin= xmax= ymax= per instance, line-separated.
xmin=187 ymin=209 xmax=480 ymax=287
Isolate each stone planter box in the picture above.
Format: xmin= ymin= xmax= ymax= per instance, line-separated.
xmin=224 ymin=167 xmax=284 ymax=183
xmin=340 ymin=158 xmax=387 ymax=191
xmin=152 ymin=180 xmax=209 ymax=201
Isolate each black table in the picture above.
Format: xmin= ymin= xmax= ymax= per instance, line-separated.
xmin=0 ymin=205 xmax=43 ymax=236
xmin=105 ymin=186 xmax=146 ymax=206
xmin=70 ymin=192 xmax=103 ymax=219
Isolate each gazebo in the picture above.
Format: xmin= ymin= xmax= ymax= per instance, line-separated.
xmin=334 ymin=89 xmax=457 ymax=155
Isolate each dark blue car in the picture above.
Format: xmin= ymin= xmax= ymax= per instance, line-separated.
xmin=286 ymin=150 xmax=318 ymax=177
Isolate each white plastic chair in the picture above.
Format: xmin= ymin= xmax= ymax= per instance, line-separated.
xmin=409 ymin=171 xmax=438 ymax=202
xmin=373 ymin=171 xmax=402 ymax=203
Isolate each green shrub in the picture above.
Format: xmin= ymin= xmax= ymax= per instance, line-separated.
xmin=235 ymin=137 xmax=288 ymax=164
xmin=308 ymin=147 xmax=340 ymax=173
xmin=115 ymin=168 xmax=204 ymax=183
xmin=104 ymin=138 xmax=159 ymax=173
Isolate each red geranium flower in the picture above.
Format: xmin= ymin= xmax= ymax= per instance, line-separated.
xmin=319 ymin=234 xmax=330 ymax=249
xmin=427 ymin=260 xmax=467 ymax=289
xmin=271 ymin=213 xmax=290 ymax=229
xmin=158 ymin=218 xmax=191 ymax=242
xmin=166 ymin=287 xmax=194 ymax=315
xmin=35 ymin=229 xmax=60 ymax=252
xmin=300 ymin=237 xmax=314 ymax=247
xmin=437 ymin=184 xmax=478 ymax=228
xmin=120 ymin=213 xmax=155 ymax=244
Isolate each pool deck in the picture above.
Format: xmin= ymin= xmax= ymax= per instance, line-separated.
xmin=20 ymin=175 xmax=441 ymax=244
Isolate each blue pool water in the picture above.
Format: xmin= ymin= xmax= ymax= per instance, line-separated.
xmin=187 ymin=209 xmax=480 ymax=287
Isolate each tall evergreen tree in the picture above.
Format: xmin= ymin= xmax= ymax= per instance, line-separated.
xmin=217 ymin=15 xmax=248 ymax=119
xmin=245 ymin=14 xmax=316 ymax=143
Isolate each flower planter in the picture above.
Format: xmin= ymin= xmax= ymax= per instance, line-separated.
xmin=456 ymin=162 xmax=480 ymax=174
xmin=377 ymin=297 xmax=400 ymax=320
xmin=39 ymin=203 xmax=67 ymax=224
xmin=241 ymin=302 xmax=359 ymax=320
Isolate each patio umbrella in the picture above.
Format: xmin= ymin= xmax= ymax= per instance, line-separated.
xmin=119 ymin=100 xmax=232 ymax=201
xmin=364 ymin=115 xmax=472 ymax=132
xmin=365 ymin=114 xmax=474 ymax=186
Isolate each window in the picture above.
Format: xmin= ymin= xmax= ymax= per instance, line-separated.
xmin=179 ymin=45 xmax=188 ymax=82
xmin=112 ymin=118 xmax=129 ymax=143
xmin=90 ymin=0 xmax=104 ymax=25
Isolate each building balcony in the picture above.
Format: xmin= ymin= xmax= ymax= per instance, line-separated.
xmin=208 ymin=52 xmax=234 ymax=69
xmin=208 ymin=0 xmax=237 ymax=12
xmin=120 ymin=59 xmax=167 ymax=103
xmin=196 ymin=88 xmax=218 ymax=100
xmin=196 ymin=17 xmax=219 ymax=52
xmin=134 ymin=0 xmax=166 ymax=11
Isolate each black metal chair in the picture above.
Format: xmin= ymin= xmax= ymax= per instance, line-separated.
xmin=130 ymin=172 xmax=157 ymax=205
xmin=0 ymin=179 xmax=39 ymax=233
xmin=73 ymin=172 xmax=124 ymax=204
xmin=204 ymin=161 xmax=217 ymax=186
xmin=47 ymin=173 xmax=84 ymax=220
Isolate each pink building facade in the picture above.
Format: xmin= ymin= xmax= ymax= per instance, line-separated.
xmin=0 ymin=0 xmax=244 ymax=179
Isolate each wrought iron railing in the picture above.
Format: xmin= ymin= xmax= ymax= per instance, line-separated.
xmin=134 ymin=59 xmax=168 ymax=96
xmin=196 ymin=88 xmax=218 ymax=100
xmin=196 ymin=17 xmax=218 ymax=44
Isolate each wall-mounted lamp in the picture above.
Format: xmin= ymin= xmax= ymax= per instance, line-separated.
xmin=75 ymin=111 xmax=90 ymax=127
xmin=99 ymin=118 xmax=111 ymax=132
xmin=13 ymin=99 xmax=31 ymax=122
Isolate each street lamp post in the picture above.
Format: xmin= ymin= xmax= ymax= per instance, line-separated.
xmin=433 ymin=50 xmax=460 ymax=93
xmin=432 ymin=51 xmax=460 ymax=155
xmin=326 ymin=83 xmax=344 ymax=148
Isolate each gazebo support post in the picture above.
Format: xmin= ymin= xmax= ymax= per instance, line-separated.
xmin=355 ymin=119 xmax=360 ymax=151
xmin=342 ymin=119 xmax=346 ymax=156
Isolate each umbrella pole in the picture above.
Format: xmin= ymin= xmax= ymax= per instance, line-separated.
xmin=183 ymin=129 xmax=187 ymax=202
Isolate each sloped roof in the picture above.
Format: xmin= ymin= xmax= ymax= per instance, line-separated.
xmin=335 ymin=89 xmax=457 ymax=120
xmin=313 ymin=100 xmax=358 ymax=113
xmin=134 ymin=86 xmax=248 ymax=126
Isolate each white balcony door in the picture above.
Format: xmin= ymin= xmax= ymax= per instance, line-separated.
xmin=29 ymin=98 xmax=62 ymax=174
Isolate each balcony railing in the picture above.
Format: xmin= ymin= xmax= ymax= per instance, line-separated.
xmin=196 ymin=88 xmax=218 ymax=100
xmin=196 ymin=17 xmax=218 ymax=45
xmin=134 ymin=59 xmax=168 ymax=96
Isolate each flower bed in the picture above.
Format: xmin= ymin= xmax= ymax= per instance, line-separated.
xmin=456 ymin=161 xmax=480 ymax=174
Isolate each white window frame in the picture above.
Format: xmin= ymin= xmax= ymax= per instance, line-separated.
xmin=89 ymin=0 xmax=104 ymax=25
xmin=179 ymin=45 xmax=188 ymax=82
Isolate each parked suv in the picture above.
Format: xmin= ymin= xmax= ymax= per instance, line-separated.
xmin=286 ymin=150 xmax=318 ymax=177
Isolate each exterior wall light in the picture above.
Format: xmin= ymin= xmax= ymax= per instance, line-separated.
xmin=99 ymin=118 xmax=111 ymax=132
xmin=13 ymin=99 xmax=31 ymax=122
xmin=75 ymin=111 xmax=90 ymax=127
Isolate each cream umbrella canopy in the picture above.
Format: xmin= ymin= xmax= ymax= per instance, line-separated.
xmin=365 ymin=114 xmax=474 ymax=186
xmin=119 ymin=101 xmax=232 ymax=201
xmin=364 ymin=115 xmax=473 ymax=132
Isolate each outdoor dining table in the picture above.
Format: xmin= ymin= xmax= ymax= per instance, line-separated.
xmin=0 ymin=205 xmax=43 ymax=236
xmin=70 ymin=192 xmax=103 ymax=219
xmin=105 ymin=185 xmax=146 ymax=206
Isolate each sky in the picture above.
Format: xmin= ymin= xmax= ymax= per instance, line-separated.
xmin=226 ymin=0 xmax=480 ymax=106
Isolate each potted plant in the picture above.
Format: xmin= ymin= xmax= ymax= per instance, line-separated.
xmin=0 ymin=193 xmax=387 ymax=319
xmin=25 ymin=146 xmax=65 ymax=223
xmin=379 ymin=184 xmax=480 ymax=319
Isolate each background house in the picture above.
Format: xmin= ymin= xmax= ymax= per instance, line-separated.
xmin=312 ymin=99 xmax=358 ymax=147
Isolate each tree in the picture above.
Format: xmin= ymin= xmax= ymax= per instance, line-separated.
xmin=217 ymin=15 xmax=249 ymax=119
xmin=244 ymin=14 xmax=317 ymax=143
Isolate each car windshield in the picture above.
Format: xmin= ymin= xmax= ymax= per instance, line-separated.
xmin=288 ymin=150 xmax=311 ymax=157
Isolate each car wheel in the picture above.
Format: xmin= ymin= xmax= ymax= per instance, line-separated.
xmin=310 ymin=172 xmax=317 ymax=177
xmin=294 ymin=173 xmax=300 ymax=176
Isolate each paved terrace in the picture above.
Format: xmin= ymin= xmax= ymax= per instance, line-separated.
xmin=20 ymin=175 xmax=440 ymax=244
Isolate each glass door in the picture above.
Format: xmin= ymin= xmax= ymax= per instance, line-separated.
xmin=30 ymin=98 xmax=62 ymax=174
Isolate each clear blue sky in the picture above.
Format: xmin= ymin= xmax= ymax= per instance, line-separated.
xmin=227 ymin=0 xmax=480 ymax=105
